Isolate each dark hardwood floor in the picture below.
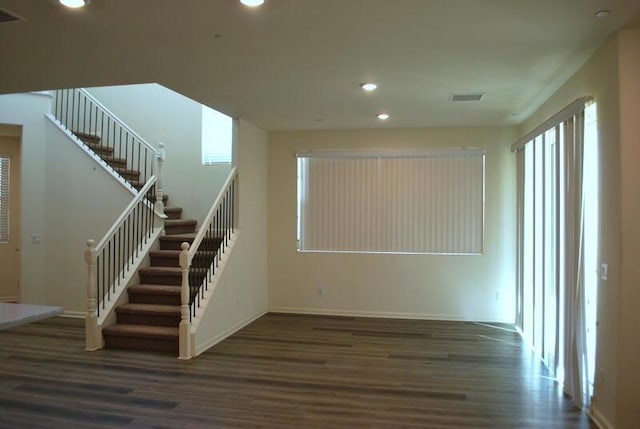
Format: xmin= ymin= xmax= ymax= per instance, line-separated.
xmin=0 ymin=314 xmax=593 ymax=428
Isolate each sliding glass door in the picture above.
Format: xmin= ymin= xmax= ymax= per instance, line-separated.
xmin=516 ymin=101 xmax=598 ymax=408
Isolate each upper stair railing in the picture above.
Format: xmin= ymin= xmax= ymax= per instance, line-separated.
xmin=53 ymin=88 xmax=158 ymax=189
xmin=179 ymin=167 xmax=237 ymax=359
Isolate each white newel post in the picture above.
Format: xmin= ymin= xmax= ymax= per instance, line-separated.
xmin=179 ymin=242 xmax=192 ymax=360
xmin=155 ymin=142 xmax=166 ymax=214
xmin=85 ymin=239 xmax=101 ymax=351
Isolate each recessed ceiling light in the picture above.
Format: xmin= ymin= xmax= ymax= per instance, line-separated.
xmin=59 ymin=0 xmax=88 ymax=8
xmin=377 ymin=113 xmax=390 ymax=120
xmin=240 ymin=0 xmax=265 ymax=7
xmin=360 ymin=83 xmax=378 ymax=92
xmin=595 ymin=9 xmax=611 ymax=18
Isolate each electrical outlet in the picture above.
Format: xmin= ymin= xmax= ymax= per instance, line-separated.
xmin=600 ymin=263 xmax=608 ymax=280
xmin=316 ymin=285 xmax=325 ymax=295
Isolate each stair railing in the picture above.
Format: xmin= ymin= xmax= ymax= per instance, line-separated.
xmin=85 ymin=175 xmax=163 ymax=351
xmin=53 ymin=88 xmax=158 ymax=188
xmin=179 ymin=167 xmax=237 ymax=359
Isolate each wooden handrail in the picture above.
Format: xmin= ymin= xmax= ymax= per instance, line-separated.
xmin=187 ymin=167 xmax=237 ymax=262
xmin=78 ymin=89 xmax=159 ymax=156
xmin=94 ymin=175 xmax=158 ymax=253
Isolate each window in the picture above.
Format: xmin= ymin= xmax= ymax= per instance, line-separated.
xmin=0 ymin=156 xmax=9 ymax=243
xmin=297 ymin=149 xmax=485 ymax=254
xmin=201 ymin=105 xmax=232 ymax=165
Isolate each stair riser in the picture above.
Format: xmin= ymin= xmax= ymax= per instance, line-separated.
xmin=117 ymin=171 xmax=140 ymax=181
xmin=90 ymin=146 xmax=114 ymax=157
xmin=128 ymin=293 xmax=181 ymax=306
xmin=165 ymin=225 xmax=197 ymax=235
xmin=116 ymin=312 xmax=180 ymax=327
xmin=160 ymin=240 xmax=192 ymax=251
xmin=139 ymin=273 xmax=182 ymax=285
xmin=159 ymin=238 xmax=222 ymax=251
xmin=164 ymin=211 xmax=182 ymax=220
xmin=103 ymin=335 xmax=178 ymax=353
xmin=105 ymin=159 xmax=128 ymax=169
xmin=150 ymin=252 xmax=218 ymax=268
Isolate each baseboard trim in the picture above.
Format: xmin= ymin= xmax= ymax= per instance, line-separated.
xmin=589 ymin=405 xmax=614 ymax=429
xmin=61 ymin=311 xmax=85 ymax=319
xmin=267 ymin=307 xmax=511 ymax=323
xmin=194 ymin=310 xmax=267 ymax=357
xmin=0 ymin=296 xmax=18 ymax=303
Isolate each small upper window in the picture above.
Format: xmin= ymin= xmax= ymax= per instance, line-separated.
xmin=201 ymin=105 xmax=232 ymax=165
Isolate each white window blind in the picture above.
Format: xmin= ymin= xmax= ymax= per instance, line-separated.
xmin=0 ymin=157 xmax=9 ymax=243
xmin=297 ymin=150 xmax=485 ymax=254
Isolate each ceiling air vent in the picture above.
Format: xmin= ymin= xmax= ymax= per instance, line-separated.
xmin=450 ymin=93 xmax=483 ymax=102
xmin=0 ymin=7 xmax=23 ymax=24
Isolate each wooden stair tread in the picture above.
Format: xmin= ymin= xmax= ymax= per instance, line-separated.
xmin=103 ymin=324 xmax=178 ymax=339
xmin=164 ymin=207 xmax=182 ymax=214
xmin=128 ymin=284 xmax=181 ymax=295
xmin=116 ymin=303 xmax=180 ymax=315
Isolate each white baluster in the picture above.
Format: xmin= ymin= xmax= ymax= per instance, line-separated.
xmin=155 ymin=142 xmax=166 ymax=214
xmin=85 ymin=239 xmax=102 ymax=351
xmin=179 ymin=242 xmax=192 ymax=360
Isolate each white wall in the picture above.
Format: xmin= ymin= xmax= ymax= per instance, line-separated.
xmin=616 ymin=28 xmax=640 ymax=429
xmin=0 ymin=93 xmax=132 ymax=313
xmin=268 ymin=126 xmax=518 ymax=323
xmin=520 ymin=34 xmax=621 ymax=428
xmin=86 ymin=84 xmax=232 ymax=223
xmin=194 ymin=119 xmax=268 ymax=350
xmin=43 ymin=121 xmax=132 ymax=314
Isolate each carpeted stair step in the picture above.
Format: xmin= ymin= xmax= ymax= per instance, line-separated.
xmin=115 ymin=303 xmax=180 ymax=326
xmin=159 ymin=233 xmax=196 ymax=250
xmin=85 ymin=142 xmax=114 ymax=157
xmin=139 ymin=266 xmax=182 ymax=285
xmin=164 ymin=207 xmax=183 ymax=220
xmin=165 ymin=219 xmax=197 ymax=235
xmin=114 ymin=167 xmax=141 ymax=181
xmin=138 ymin=266 xmax=208 ymax=285
xmin=102 ymin=324 xmax=178 ymax=353
xmin=159 ymin=233 xmax=222 ymax=251
xmin=128 ymin=284 xmax=182 ymax=306
xmin=73 ymin=131 xmax=101 ymax=144
xmin=102 ymin=156 xmax=128 ymax=169
xmin=150 ymin=249 xmax=219 ymax=267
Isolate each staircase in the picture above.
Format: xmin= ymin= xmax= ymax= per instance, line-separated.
xmin=101 ymin=210 xmax=198 ymax=354
xmin=71 ymin=131 xmax=211 ymax=353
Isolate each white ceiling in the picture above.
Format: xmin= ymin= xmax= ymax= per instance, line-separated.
xmin=0 ymin=0 xmax=638 ymax=130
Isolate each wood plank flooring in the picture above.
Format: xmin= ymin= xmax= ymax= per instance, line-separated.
xmin=0 ymin=314 xmax=594 ymax=428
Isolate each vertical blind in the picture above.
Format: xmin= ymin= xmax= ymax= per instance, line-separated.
xmin=514 ymin=98 xmax=596 ymax=410
xmin=0 ymin=156 xmax=9 ymax=243
xmin=297 ymin=150 xmax=485 ymax=254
